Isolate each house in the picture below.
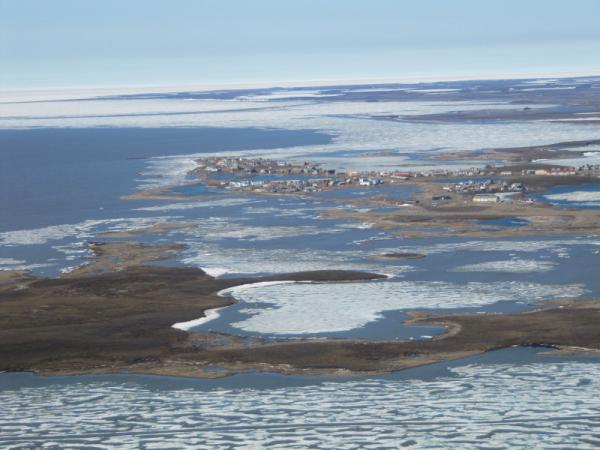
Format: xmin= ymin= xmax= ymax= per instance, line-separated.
xmin=392 ymin=171 xmax=411 ymax=179
xmin=549 ymin=167 xmax=576 ymax=176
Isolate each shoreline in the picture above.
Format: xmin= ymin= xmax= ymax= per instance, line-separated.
xmin=172 ymin=306 xmax=226 ymax=331
xmin=172 ymin=280 xmax=305 ymax=331
xmin=1 ymin=249 xmax=599 ymax=380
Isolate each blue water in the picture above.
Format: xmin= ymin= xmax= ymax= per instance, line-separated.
xmin=170 ymin=182 xmax=223 ymax=196
xmin=478 ymin=217 xmax=529 ymax=227
xmin=0 ymin=127 xmax=331 ymax=231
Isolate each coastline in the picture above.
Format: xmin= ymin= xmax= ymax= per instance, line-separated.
xmin=1 ymin=245 xmax=599 ymax=380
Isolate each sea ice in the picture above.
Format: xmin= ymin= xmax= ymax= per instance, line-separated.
xmin=545 ymin=191 xmax=600 ymax=203
xmin=134 ymin=197 xmax=262 ymax=211
xmin=2 ymin=361 xmax=600 ymax=448
xmin=0 ymin=217 xmax=179 ymax=246
xmin=180 ymin=241 xmax=413 ymax=277
xmin=226 ymin=280 xmax=587 ymax=334
xmin=451 ymin=258 xmax=556 ymax=273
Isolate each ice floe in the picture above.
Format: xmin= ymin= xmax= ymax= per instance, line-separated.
xmin=177 ymin=217 xmax=344 ymax=242
xmin=451 ymin=258 xmax=556 ymax=273
xmin=545 ymin=190 xmax=600 ymax=203
xmin=181 ymin=242 xmax=413 ymax=277
xmin=136 ymin=155 xmax=201 ymax=190
xmin=134 ymin=197 xmax=263 ymax=211
xmin=0 ymin=258 xmax=26 ymax=266
xmin=0 ymin=217 xmax=179 ymax=246
xmin=385 ymin=237 xmax=600 ymax=256
xmin=0 ymin=258 xmax=51 ymax=271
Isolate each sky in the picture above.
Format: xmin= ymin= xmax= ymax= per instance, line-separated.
xmin=2 ymin=0 xmax=600 ymax=89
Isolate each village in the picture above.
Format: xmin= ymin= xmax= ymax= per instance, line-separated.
xmin=192 ymin=156 xmax=600 ymax=202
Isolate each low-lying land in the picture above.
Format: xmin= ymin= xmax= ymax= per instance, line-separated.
xmin=321 ymin=174 xmax=600 ymax=238
xmin=121 ymin=151 xmax=600 ymax=239
xmin=433 ymin=138 xmax=600 ymax=163
xmin=175 ymin=154 xmax=600 ymax=238
xmin=1 ymin=243 xmax=599 ymax=378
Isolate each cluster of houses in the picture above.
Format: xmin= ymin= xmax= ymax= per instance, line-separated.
xmin=193 ymin=156 xmax=597 ymax=198
xmin=520 ymin=167 xmax=577 ymax=176
xmin=444 ymin=179 xmax=526 ymax=194
xmin=194 ymin=157 xmax=395 ymax=193
xmin=226 ymin=178 xmax=336 ymax=193
xmin=225 ymin=175 xmax=387 ymax=193
xmin=390 ymin=168 xmax=490 ymax=179
xmin=518 ymin=164 xmax=600 ymax=177
xmin=438 ymin=179 xmax=527 ymax=205
xmin=195 ymin=157 xmax=501 ymax=182
xmin=197 ymin=156 xmax=597 ymax=182
xmin=195 ymin=157 xmax=335 ymax=177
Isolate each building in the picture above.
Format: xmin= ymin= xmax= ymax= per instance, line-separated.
xmin=473 ymin=194 xmax=500 ymax=203
xmin=359 ymin=178 xmax=381 ymax=186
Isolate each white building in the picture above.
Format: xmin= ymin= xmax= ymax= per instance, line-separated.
xmin=473 ymin=194 xmax=500 ymax=203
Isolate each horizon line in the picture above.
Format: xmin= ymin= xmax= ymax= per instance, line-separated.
xmin=2 ymin=69 xmax=600 ymax=102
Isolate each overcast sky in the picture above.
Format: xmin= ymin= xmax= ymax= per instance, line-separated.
xmin=2 ymin=0 xmax=600 ymax=89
